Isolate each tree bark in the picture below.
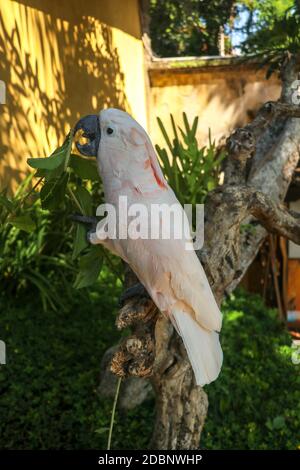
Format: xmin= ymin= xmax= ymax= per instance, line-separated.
xmin=109 ymin=54 xmax=300 ymax=449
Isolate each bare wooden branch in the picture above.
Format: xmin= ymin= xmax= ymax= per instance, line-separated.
xmin=249 ymin=191 xmax=300 ymax=243
xmin=225 ymin=101 xmax=300 ymax=184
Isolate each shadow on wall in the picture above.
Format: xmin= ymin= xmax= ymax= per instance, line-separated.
xmin=150 ymin=67 xmax=280 ymax=149
xmin=0 ymin=0 xmax=131 ymax=191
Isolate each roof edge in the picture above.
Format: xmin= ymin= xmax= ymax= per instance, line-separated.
xmin=149 ymin=55 xmax=265 ymax=71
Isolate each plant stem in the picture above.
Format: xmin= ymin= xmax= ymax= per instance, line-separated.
xmin=19 ymin=176 xmax=44 ymax=207
xmin=64 ymin=130 xmax=74 ymax=171
xmin=67 ymin=186 xmax=84 ymax=214
xmin=107 ymin=377 xmax=122 ymax=451
xmin=102 ymin=250 xmax=123 ymax=284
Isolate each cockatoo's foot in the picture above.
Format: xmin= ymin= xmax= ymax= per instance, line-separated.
xmin=116 ymin=296 xmax=156 ymax=329
xmin=119 ymin=282 xmax=150 ymax=307
xmin=87 ymin=229 xmax=99 ymax=245
xmin=70 ymin=214 xmax=100 ymax=244
xmin=70 ymin=213 xmax=98 ymax=226
xmin=111 ymin=292 xmax=158 ymax=378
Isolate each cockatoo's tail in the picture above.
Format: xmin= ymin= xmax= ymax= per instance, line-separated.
xmin=74 ymin=108 xmax=223 ymax=386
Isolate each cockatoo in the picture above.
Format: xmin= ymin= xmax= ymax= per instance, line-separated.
xmin=74 ymin=109 xmax=223 ymax=386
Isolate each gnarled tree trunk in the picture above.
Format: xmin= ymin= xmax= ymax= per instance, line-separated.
xmin=108 ymin=54 xmax=300 ymax=449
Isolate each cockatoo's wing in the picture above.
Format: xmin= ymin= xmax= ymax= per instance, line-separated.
xmin=168 ymin=251 xmax=222 ymax=332
xmin=125 ymin=236 xmax=223 ymax=386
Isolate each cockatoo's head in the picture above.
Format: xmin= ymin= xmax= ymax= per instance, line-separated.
xmin=75 ymin=108 xmax=145 ymax=154
xmin=74 ymin=108 xmax=167 ymax=189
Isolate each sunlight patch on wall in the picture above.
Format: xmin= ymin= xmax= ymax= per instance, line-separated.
xmin=0 ymin=0 xmax=147 ymax=192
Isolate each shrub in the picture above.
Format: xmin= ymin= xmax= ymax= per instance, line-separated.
xmin=155 ymin=113 xmax=225 ymax=205
xmin=202 ymin=290 xmax=300 ymax=450
xmin=0 ymin=134 xmax=122 ymax=311
xmin=0 ymin=289 xmax=298 ymax=449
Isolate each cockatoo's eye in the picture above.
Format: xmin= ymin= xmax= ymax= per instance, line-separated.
xmin=106 ymin=126 xmax=115 ymax=136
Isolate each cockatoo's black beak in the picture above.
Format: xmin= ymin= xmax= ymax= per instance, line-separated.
xmin=74 ymin=114 xmax=101 ymax=157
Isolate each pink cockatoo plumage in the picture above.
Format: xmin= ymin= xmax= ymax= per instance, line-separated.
xmin=75 ymin=108 xmax=223 ymax=386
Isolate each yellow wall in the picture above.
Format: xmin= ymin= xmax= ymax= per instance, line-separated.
xmin=149 ymin=59 xmax=281 ymax=148
xmin=0 ymin=0 xmax=148 ymax=190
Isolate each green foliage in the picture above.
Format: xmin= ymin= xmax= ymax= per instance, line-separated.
xmin=27 ymin=130 xmax=117 ymax=291
xmin=150 ymin=0 xmax=235 ymax=57
xmin=240 ymin=0 xmax=296 ymax=52
xmin=73 ymin=246 xmax=103 ymax=289
xmin=156 ymin=113 xmax=225 ymax=205
xmin=149 ymin=0 xmax=299 ymax=68
xmin=0 ymin=130 xmax=122 ymax=310
xmin=202 ymin=290 xmax=300 ymax=450
xmin=70 ymin=155 xmax=99 ymax=181
xmin=0 ymin=275 xmax=153 ymax=450
xmin=0 ymin=204 xmax=76 ymax=312
xmin=239 ymin=1 xmax=299 ymax=73
xmin=0 ymin=289 xmax=298 ymax=449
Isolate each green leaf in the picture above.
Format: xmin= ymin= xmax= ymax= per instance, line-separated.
xmin=74 ymin=186 xmax=92 ymax=216
xmin=70 ymin=155 xmax=99 ymax=181
xmin=190 ymin=116 xmax=199 ymax=138
xmin=73 ymin=246 xmax=103 ymax=289
xmin=219 ymin=396 xmax=230 ymax=414
xmin=72 ymin=224 xmax=88 ymax=260
xmin=27 ymin=131 xmax=73 ymax=172
xmin=40 ymin=172 xmax=69 ymax=210
xmin=207 ymin=179 xmax=216 ymax=191
xmin=95 ymin=427 xmax=110 ymax=435
xmin=272 ymin=416 xmax=285 ymax=430
xmin=8 ymin=214 xmax=36 ymax=232
xmin=0 ymin=194 xmax=14 ymax=212
xmin=34 ymin=168 xmax=49 ymax=178
xmin=27 ymin=154 xmax=65 ymax=171
xmin=183 ymin=112 xmax=191 ymax=136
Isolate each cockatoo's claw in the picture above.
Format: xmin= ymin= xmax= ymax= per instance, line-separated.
xmin=119 ymin=283 xmax=150 ymax=307
xmin=70 ymin=213 xmax=98 ymax=225
xmin=70 ymin=214 xmax=98 ymax=235
xmin=87 ymin=229 xmax=100 ymax=245
xmin=87 ymin=230 xmax=93 ymax=243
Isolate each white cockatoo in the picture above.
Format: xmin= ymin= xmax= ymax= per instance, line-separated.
xmin=74 ymin=108 xmax=223 ymax=386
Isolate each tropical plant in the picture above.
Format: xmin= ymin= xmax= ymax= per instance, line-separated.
xmin=155 ymin=113 xmax=225 ymax=205
xmin=0 ymin=289 xmax=298 ymax=449
xmin=0 ymin=131 xmax=122 ymax=310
